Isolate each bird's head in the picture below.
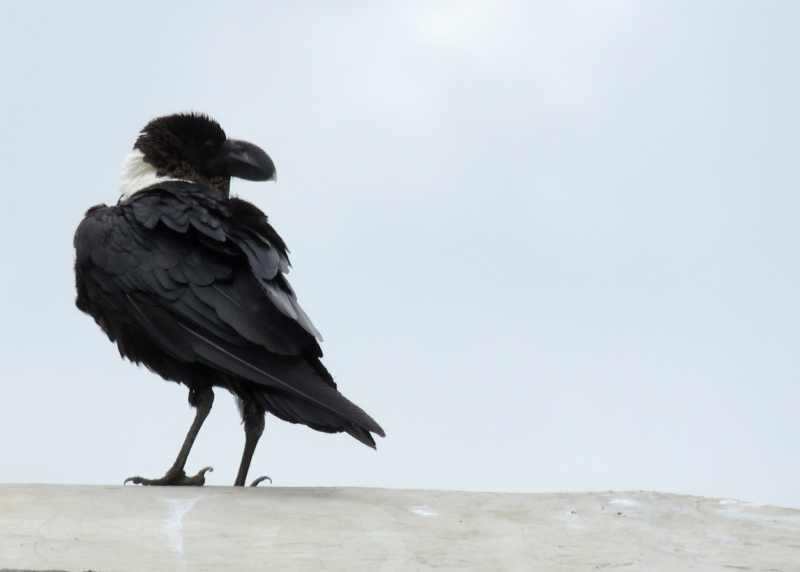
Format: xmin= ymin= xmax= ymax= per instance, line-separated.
xmin=120 ymin=113 xmax=275 ymax=200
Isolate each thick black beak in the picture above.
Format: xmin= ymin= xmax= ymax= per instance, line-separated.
xmin=221 ymin=139 xmax=276 ymax=181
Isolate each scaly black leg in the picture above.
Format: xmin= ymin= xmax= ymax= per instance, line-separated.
xmin=234 ymin=400 xmax=268 ymax=487
xmin=125 ymin=386 xmax=215 ymax=486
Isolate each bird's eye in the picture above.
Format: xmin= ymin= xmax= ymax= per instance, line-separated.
xmin=203 ymin=139 xmax=216 ymax=148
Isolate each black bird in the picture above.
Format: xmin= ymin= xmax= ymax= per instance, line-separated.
xmin=74 ymin=113 xmax=384 ymax=486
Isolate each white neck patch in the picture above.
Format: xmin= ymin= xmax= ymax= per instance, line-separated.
xmin=119 ymin=149 xmax=187 ymax=201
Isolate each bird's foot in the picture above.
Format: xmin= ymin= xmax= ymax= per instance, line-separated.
xmin=250 ymin=475 xmax=272 ymax=487
xmin=124 ymin=466 xmax=213 ymax=486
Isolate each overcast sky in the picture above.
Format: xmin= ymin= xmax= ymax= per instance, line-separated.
xmin=1 ymin=1 xmax=799 ymax=508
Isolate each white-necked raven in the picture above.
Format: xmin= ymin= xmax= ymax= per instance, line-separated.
xmin=74 ymin=113 xmax=384 ymax=486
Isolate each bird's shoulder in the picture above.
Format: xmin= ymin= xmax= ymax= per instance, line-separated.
xmin=120 ymin=183 xmax=288 ymax=257
xmin=75 ymin=182 xmax=283 ymax=249
xmin=74 ymin=202 xmax=131 ymax=267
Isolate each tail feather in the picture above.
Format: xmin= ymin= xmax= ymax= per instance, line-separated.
xmin=179 ymin=323 xmax=381 ymax=426
xmin=345 ymin=425 xmax=377 ymax=449
xmin=259 ymin=390 xmax=380 ymax=448
xmin=128 ymin=297 xmax=385 ymax=446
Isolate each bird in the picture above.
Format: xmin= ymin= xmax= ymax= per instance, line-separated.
xmin=73 ymin=113 xmax=385 ymax=486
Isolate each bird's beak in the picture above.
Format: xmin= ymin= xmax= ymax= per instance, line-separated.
xmin=221 ymin=139 xmax=276 ymax=181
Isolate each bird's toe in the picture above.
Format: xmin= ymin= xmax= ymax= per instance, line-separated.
xmin=123 ymin=466 xmax=213 ymax=486
xmin=250 ymin=475 xmax=272 ymax=487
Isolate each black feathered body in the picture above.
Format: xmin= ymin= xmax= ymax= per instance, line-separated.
xmin=74 ymin=182 xmax=383 ymax=447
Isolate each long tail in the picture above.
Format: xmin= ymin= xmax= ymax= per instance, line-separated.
xmin=180 ymin=324 xmax=385 ymax=446
xmin=127 ymin=296 xmax=385 ymax=447
xmin=257 ymin=387 xmax=384 ymax=448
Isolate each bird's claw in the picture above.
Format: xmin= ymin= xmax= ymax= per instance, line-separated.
xmin=124 ymin=466 xmax=213 ymax=486
xmin=250 ymin=475 xmax=272 ymax=487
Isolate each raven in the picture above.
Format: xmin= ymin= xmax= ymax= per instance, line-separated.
xmin=74 ymin=113 xmax=384 ymax=486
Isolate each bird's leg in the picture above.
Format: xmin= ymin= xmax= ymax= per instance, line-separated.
xmin=125 ymin=386 xmax=215 ymax=486
xmin=234 ymin=401 xmax=267 ymax=487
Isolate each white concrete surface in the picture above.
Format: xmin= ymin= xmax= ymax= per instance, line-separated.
xmin=0 ymin=485 xmax=798 ymax=571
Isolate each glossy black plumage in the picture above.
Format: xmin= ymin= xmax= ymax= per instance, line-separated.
xmin=74 ymin=180 xmax=384 ymax=448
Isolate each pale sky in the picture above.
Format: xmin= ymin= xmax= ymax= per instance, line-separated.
xmin=1 ymin=1 xmax=799 ymax=508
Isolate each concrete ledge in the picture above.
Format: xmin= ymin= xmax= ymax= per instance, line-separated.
xmin=0 ymin=485 xmax=798 ymax=571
